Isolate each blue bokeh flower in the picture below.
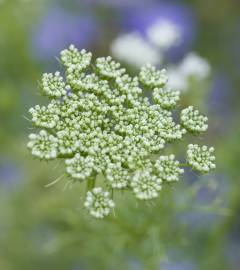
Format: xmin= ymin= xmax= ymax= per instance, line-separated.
xmin=32 ymin=8 xmax=100 ymax=62
xmin=0 ymin=160 xmax=22 ymax=186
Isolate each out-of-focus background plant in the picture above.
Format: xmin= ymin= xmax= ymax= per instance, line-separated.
xmin=0 ymin=0 xmax=239 ymax=269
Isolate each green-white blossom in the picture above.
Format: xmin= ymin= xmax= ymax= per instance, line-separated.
xmin=27 ymin=44 xmax=216 ymax=218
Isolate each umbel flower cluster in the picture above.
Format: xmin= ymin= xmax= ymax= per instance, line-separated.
xmin=27 ymin=45 xmax=216 ymax=218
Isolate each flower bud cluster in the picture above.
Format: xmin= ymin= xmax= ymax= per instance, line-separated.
xmin=65 ymin=153 xmax=95 ymax=180
xmin=105 ymin=163 xmax=130 ymax=189
xmin=84 ymin=187 xmax=115 ymax=218
xmin=153 ymin=87 xmax=180 ymax=109
xmin=29 ymin=103 xmax=60 ymax=128
xmin=115 ymin=75 xmax=142 ymax=104
xmin=154 ymin=155 xmax=184 ymax=182
xmin=27 ymin=45 xmax=216 ymax=218
xmin=96 ymin=56 xmax=126 ymax=78
xmin=139 ymin=64 xmax=168 ymax=88
xmin=61 ymin=45 xmax=92 ymax=72
xmin=42 ymin=72 xmax=68 ymax=98
xmin=27 ymin=130 xmax=58 ymax=160
xmin=181 ymin=106 xmax=208 ymax=133
xmin=56 ymin=130 xmax=79 ymax=155
xmin=68 ymin=73 xmax=109 ymax=94
xmin=187 ymin=144 xmax=216 ymax=173
xmin=131 ymin=169 xmax=162 ymax=200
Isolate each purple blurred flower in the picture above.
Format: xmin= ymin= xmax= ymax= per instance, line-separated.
xmin=0 ymin=160 xmax=22 ymax=186
xmin=32 ymin=8 xmax=99 ymax=61
xmin=196 ymin=174 xmax=229 ymax=205
xmin=225 ymin=213 xmax=240 ymax=270
xmin=120 ymin=2 xmax=196 ymax=61
xmin=209 ymin=72 xmax=233 ymax=118
xmin=161 ymin=260 xmax=195 ymax=270
xmin=176 ymin=174 xmax=230 ymax=231
xmin=81 ymin=0 xmax=152 ymax=8
xmin=208 ymin=72 xmax=234 ymax=134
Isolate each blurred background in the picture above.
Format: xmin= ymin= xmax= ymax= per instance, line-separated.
xmin=0 ymin=0 xmax=239 ymax=269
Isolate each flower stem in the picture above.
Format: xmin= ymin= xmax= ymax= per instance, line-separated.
xmin=86 ymin=176 xmax=96 ymax=192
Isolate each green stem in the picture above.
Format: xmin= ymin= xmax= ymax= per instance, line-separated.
xmin=86 ymin=176 xmax=96 ymax=192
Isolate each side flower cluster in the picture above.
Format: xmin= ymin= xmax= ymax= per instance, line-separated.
xmin=181 ymin=106 xmax=208 ymax=133
xmin=27 ymin=45 xmax=216 ymax=218
xmin=187 ymin=144 xmax=216 ymax=173
xmin=84 ymin=187 xmax=115 ymax=219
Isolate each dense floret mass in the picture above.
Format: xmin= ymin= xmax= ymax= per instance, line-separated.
xmin=27 ymin=45 xmax=216 ymax=218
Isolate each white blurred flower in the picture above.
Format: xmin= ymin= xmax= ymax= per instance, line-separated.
xmin=168 ymin=67 xmax=188 ymax=91
xmin=146 ymin=19 xmax=181 ymax=49
xmin=167 ymin=53 xmax=211 ymax=91
xmin=179 ymin=52 xmax=211 ymax=80
xmin=111 ymin=32 xmax=161 ymax=67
